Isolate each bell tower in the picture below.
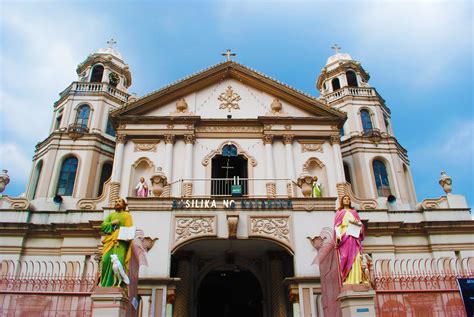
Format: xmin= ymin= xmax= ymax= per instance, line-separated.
xmin=317 ymin=46 xmax=417 ymax=209
xmin=26 ymin=40 xmax=132 ymax=210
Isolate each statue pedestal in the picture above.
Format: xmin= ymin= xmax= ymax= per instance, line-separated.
xmin=337 ymin=285 xmax=376 ymax=317
xmin=91 ymin=287 xmax=129 ymax=317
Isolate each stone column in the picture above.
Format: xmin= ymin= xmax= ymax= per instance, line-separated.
xmin=289 ymin=285 xmax=301 ymax=317
xmin=263 ymin=134 xmax=276 ymax=197
xmin=109 ymin=134 xmax=126 ymax=204
xmin=182 ymin=135 xmax=195 ymax=197
xmin=331 ymin=134 xmax=345 ymax=183
xmin=173 ymin=253 xmax=192 ymax=317
xmin=283 ymin=134 xmax=296 ymax=197
xmin=269 ymin=252 xmax=287 ymax=317
xmin=163 ymin=134 xmax=175 ymax=197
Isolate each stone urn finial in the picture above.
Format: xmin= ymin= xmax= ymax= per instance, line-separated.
xmin=176 ymin=98 xmax=188 ymax=113
xmin=438 ymin=171 xmax=452 ymax=194
xmin=0 ymin=169 xmax=10 ymax=193
xmin=297 ymin=168 xmax=317 ymax=197
xmin=271 ymin=98 xmax=282 ymax=113
xmin=150 ymin=167 xmax=168 ymax=197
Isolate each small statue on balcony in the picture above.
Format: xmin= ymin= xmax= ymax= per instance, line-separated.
xmin=135 ymin=177 xmax=149 ymax=198
xmin=334 ymin=195 xmax=366 ymax=285
xmin=311 ymin=179 xmax=322 ymax=197
xmin=99 ymin=197 xmax=134 ymax=287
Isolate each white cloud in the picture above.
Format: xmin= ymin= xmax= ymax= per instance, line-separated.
xmin=351 ymin=1 xmax=472 ymax=87
xmin=0 ymin=143 xmax=32 ymax=188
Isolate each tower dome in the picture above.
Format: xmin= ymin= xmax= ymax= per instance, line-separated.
xmin=95 ymin=46 xmax=123 ymax=61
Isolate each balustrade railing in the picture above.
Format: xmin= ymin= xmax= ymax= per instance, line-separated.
xmin=325 ymin=86 xmax=376 ymax=103
xmin=60 ymin=81 xmax=129 ymax=102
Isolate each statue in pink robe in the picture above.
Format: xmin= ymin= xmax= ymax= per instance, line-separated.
xmin=334 ymin=195 xmax=365 ymax=284
xmin=135 ymin=177 xmax=149 ymax=198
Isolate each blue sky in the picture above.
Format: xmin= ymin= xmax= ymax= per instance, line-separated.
xmin=0 ymin=1 xmax=472 ymax=206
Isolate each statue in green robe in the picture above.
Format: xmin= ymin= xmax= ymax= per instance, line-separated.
xmin=99 ymin=197 xmax=133 ymax=287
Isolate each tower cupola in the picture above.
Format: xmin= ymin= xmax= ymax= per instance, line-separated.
xmin=316 ymin=45 xmax=370 ymax=96
xmin=76 ymin=39 xmax=132 ymax=93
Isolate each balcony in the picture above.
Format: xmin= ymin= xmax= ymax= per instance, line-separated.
xmin=362 ymin=128 xmax=382 ymax=144
xmin=67 ymin=123 xmax=89 ymax=140
xmin=325 ymin=87 xmax=377 ymax=103
xmin=59 ymin=82 xmax=129 ymax=102
xmin=167 ymin=178 xmax=296 ymax=198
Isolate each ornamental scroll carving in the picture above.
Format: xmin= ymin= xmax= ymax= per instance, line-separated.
xmin=298 ymin=140 xmax=325 ymax=153
xmin=196 ymin=126 xmax=261 ymax=133
xmin=249 ymin=216 xmax=291 ymax=247
xmin=134 ymin=142 xmax=159 ymax=152
xmin=174 ymin=216 xmax=217 ymax=247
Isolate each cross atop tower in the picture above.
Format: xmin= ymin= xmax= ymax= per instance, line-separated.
xmin=107 ymin=38 xmax=117 ymax=49
xmin=221 ymin=49 xmax=236 ymax=61
xmin=331 ymin=44 xmax=341 ymax=54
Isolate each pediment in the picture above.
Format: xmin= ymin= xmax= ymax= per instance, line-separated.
xmin=112 ymin=61 xmax=345 ymax=120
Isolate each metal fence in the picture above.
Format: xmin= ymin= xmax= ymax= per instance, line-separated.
xmin=172 ymin=178 xmax=294 ymax=197
xmin=371 ymin=257 xmax=473 ymax=316
xmin=0 ymin=259 xmax=98 ymax=316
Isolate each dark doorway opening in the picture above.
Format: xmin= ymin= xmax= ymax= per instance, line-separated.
xmin=211 ymin=155 xmax=248 ymax=196
xmin=197 ymin=269 xmax=263 ymax=317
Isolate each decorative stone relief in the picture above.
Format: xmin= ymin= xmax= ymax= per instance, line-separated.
xmin=133 ymin=141 xmax=159 ymax=152
xmin=330 ymin=134 xmax=341 ymax=145
xmin=164 ymin=134 xmax=175 ymax=144
xmin=174 ymin=216 xmax=217 ymax=246
xmin=266 ymin=98 xmax=288 ymax=116
xmin=227 ymin=212 xmax=239 ymax=239
xmin=249 ymin=216 xmax=291 ymax=246
xmin=271 ymin=98 xmax=282 ymax=113
xmin=196 ymin=126 xmax=261 ymax=133
xmin=218 ymin=85 xmax=241 ymax=112
xmin=116 ymin=133 xmax=127 ymax=144
xmin=183 ymin=134 xmax=196 ymax=144
xmin=298 ymin=140 xmax=324 ymax=153
xmin=175 ymin=98 xmax=188 ymax=113
xmin=262 ymin=134 xmax=274 ymax=145
xmin=282 ymin=134 xmax=294 ymax=145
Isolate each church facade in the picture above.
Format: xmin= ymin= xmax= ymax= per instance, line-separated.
xmin=0 ymin=44 xmax=472 ymax=316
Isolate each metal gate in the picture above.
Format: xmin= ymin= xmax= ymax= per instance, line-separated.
xmin=371 ymin=257 xmax=473 ymax=317
xmin=0 ymin=259 xmax=98 ymax=316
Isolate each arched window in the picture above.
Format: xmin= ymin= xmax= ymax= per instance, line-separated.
xmin=343 ymin=163 xmax=352 ymax=184
xmin=360 ymin=109 xmax=373 ymax=132
xmin=222 ymin=144 xmax=238 ymax=157
xmin=331 ymin=77 xmax=341 ymax=91
xmin=75 ymin=105 xmax=90 ymax=129
xmin=384 ymin=114 xmax=390 ymax=133
xmin=30 ymin=160 xmax=43 ymax=199
xmin=105 ymin=117 xmax=116 ymax=137
xmin=97 ymin=162 xmax=113 ymax=197
xmin=346 ymin=71 xmax=358 ymax=87
xmin=90 ymin=65 xmax=104 ymax=83
xmin=373 ymin=159 xmax=391 ymax=197
xmin=56 ymin=157 xmax=78 ymax=196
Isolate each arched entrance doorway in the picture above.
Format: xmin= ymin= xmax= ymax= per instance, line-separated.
xmin=171 ymin=239 xmax=294 ymax=317
xmin=197 ymin=268 xmax=263 ymax=317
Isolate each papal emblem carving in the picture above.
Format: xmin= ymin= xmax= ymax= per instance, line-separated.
xmin=218 ymin=85 xmax=241 ymax=112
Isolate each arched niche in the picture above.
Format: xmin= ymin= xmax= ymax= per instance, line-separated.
xmin=129 ymin=157 xmax=155 ymax=197
xmin=302 ymin=157 xmax=328 ymax=197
